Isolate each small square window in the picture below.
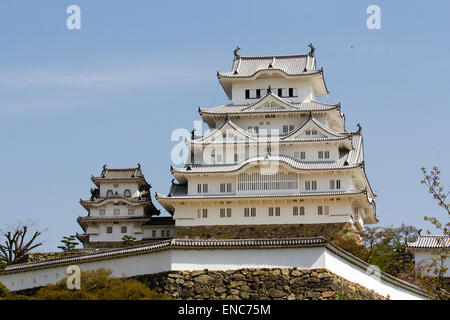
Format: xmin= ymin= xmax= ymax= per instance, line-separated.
xmin=121 ymin=226 xmax=127 ymax=233
xmin=275 ymin=207 xmax=280 ymax=216
xmin=106 ymin=227 xmax=113 ymax=234
xmin=318 ymin=151 xmax=324 ymax=159
xmin=299 ymin=206 xmax=305 ymax=216
xmin=318 ymin=206 xmax=323 ymax=215
xmin=305 ymin=181 xmax=311 ymax=190
xmin=300 ymin=152 xmax=306 ymax=159
xmin=99 ymin=209 xmax=105 ymax=216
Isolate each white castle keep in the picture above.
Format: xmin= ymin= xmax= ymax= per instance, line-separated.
xmin=156 ymin=45 xmax=377 ymax=240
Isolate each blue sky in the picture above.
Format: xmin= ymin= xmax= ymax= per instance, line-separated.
xmin=0 ymin=1 xmax=448 ymax=250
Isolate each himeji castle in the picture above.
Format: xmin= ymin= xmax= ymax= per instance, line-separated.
xmin=157 ymin=45 xmax=377 ymax=240
xmin=0 ymin=47 xmax=429 ymax=299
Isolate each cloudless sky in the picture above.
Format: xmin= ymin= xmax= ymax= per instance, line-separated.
xmin=0 ymin=1 xmax=448 ymax=251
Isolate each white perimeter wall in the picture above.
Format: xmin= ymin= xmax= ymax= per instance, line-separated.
xmin=0 ymin=246 xmax=425 ymax=299
xmin=413 ymin=249 xmax=450 ymax=277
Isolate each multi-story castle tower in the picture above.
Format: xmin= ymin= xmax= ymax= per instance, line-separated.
xmin=156 ymin=45 xmax=377 ymax=241
xmin=77 ymin=164 xmax=174 ymax=248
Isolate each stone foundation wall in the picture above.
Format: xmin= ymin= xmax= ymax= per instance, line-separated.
xmin=135 ymin=268 xmax=386 ymax=300
xmin=174 ymin=222 xmax=361 ymax=246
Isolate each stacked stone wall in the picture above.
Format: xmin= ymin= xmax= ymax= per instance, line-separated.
xmin=135 ymin=268 xmax=386 ymax=300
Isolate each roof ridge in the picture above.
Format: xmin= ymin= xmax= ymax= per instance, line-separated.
xmin=238 ymin=53 xmax=311 ymax=59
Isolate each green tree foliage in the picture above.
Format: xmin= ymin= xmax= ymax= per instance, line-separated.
xmin=345 ymin=224 xmax=418 ymax=277
xmin=0 ymin=281 xmax=31 ymax=300
xmin=418 ymin=166 xmax=449 ymax=300
xmin=121 ymin=235 xmax=137 ymax=247
xmin=34 ymin=268 xmax=169 ymax=300
xmin=57 ymin=235 xmax=79 ymax=252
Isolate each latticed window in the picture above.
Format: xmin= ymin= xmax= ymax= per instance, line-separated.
xmin=121 ymin=226 xmax=127 ymax=233
xmin=106 ymin=226 xmax=113 ymax=233
xmin=237 ymin=172 xmax=298 ymax=191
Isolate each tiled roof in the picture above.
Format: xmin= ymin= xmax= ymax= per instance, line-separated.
xmin=171 ymin=153 xmax=362 ymax=175
xmin=407 ymin=236 xmax=450 ymax=249
xmin=218 ymin=54 xmax=317 ymax=79
xmin=99 ymin=165 xmax=143 ymax=179
xmin=91 ymin=164 xmax=148 ymax=186
xmin=161 ymin=187 xmax=365 ymax=200
xmin=77 ymin=215 xmax=151 ymax=231
xmin=189 ymin=114 xmax=351 ymax=144
xmin=80 ymin=196 xmax=152 ymax=207
xmin=143 ymin=216 xmax=175 ymax=226
xmin=199 ymin=99 xmax=339 ymax=116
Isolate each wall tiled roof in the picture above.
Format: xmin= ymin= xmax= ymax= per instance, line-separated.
xmin=407 ymin=235 xmax=450 ymax=249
